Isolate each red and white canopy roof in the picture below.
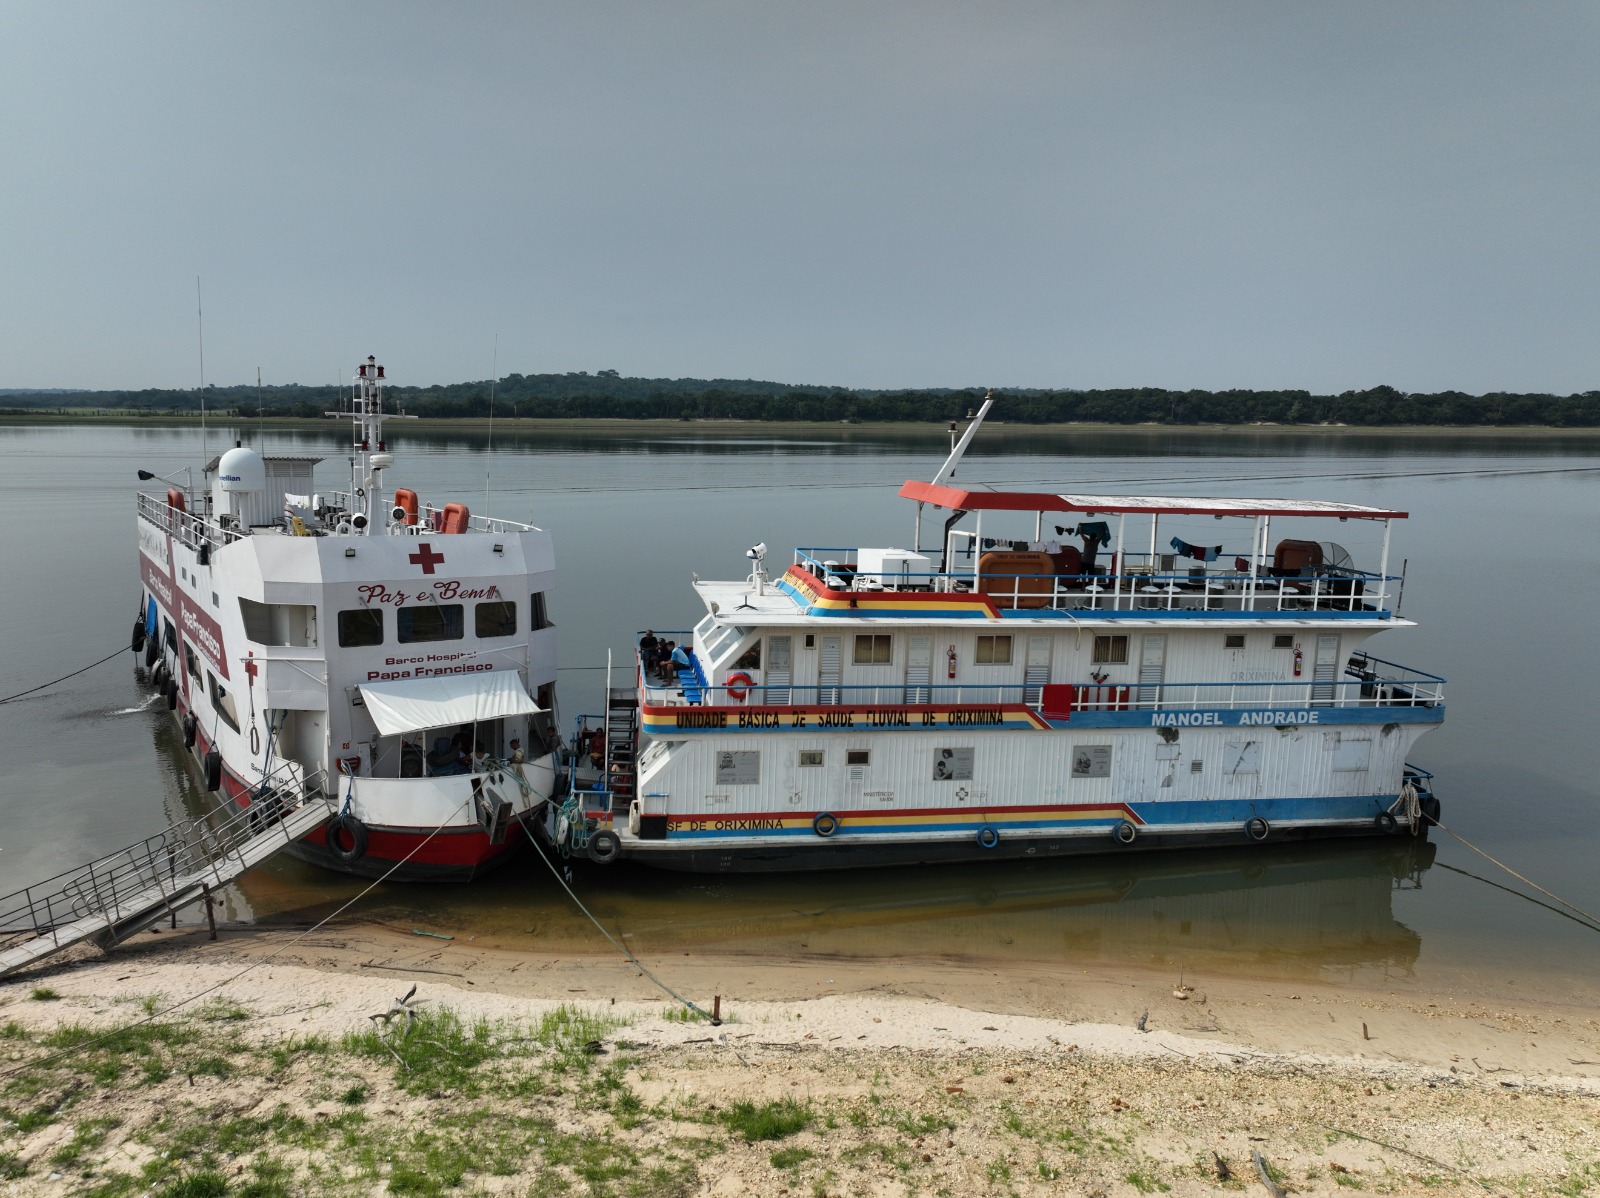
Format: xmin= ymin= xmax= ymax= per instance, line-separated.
xmin=898 ymin=481 xmax=1406 ymax=520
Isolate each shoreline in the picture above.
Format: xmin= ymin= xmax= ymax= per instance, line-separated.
xmin=2 ymin=411 xmax=1599 ymax=438
xmin=2 ymin=926 xmax=1598 ymax=1196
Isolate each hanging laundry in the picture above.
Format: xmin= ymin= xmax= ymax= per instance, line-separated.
xmin=1169 ymin=536 xmax=1222 ymax=562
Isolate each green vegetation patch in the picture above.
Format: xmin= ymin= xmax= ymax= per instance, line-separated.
xmin=717 ymin=1098 xmax=813 ymax=1143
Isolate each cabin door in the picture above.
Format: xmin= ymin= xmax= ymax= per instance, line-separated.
xmin=1310 ymin=634 xmax=1340 ymax=705
xmin=765 ymin=636 xmax=792 ymax=704
xmin=905 ymin=636 xmax=932 ymax=704
xmin=1024 ymin=635 xmax=1051 ymax=706
xmin=1136 ymin=634 xmax=1166 ymax=707
xmin=818 ymin=636 xmax=842 ymax=705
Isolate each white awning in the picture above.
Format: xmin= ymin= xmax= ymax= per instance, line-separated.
xmin=357 ymin=672 xmax=543 ymax=737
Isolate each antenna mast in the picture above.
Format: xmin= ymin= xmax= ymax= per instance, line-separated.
xmin=196 ymin=277 xmax=207 ymax=473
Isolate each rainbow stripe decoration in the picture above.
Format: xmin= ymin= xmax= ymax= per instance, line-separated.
xmin=642 ymin=701 xmax=1051 ymax=736
xmin=779 ymin=567 xmax=1001 ymax=620
xmin=665 ymin=803 xmax=1142 ymax=839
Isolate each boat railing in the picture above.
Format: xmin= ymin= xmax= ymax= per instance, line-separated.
xmin=652 ymin=658 xmax=1444 ymax=713
xmin=0 ymin=758 xmax=332 ymax=939
xmin=791 ymin=550 xmax=1395 ymax=616
xmin=319 ymin=490 xmax=540 ymax=535
xmin=136 ymin=491 xmax=247 ymax=553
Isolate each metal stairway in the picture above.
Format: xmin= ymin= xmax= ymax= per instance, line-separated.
xmin=603 ymin=685 xmax=639 ymax=817
xmin=0 ymin=769 xmax=334 ymax=981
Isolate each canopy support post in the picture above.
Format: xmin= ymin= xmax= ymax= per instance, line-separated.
xmin=1377 ymin=518 xmax=1392 ymax=612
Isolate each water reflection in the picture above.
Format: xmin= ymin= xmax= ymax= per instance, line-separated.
xmin=229 ymin=831 xmax=1434 ymax=984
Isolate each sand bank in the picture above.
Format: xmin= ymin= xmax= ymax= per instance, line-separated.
xmin=1 ymin=923 xmax=1597 ymax=1196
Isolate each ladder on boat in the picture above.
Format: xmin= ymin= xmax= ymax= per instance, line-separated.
xmin=0 ymin=770 xmax=335 ymax=981
xmin=603 ymin=685 xmax=639 ymax=818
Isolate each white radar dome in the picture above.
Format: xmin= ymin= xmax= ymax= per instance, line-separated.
xmin=217 ymin=446 xmax=267 ymax=493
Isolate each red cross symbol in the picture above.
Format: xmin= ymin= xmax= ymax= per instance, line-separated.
xmin=408 ymin=543 xmax=446 ymax=574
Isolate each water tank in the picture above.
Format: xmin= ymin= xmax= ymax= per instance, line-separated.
xmin=217 ymin=446 xmax=267 ymax=493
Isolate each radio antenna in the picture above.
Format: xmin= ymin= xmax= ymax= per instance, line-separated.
xmin=196 ymin=276 xmax=207 ymax=471
xmin=484 ymin=333 xmax=497 ymax=512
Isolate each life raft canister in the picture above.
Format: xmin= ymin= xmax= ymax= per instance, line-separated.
xmin=725 ymin=672 xmax=754 ymax=701
xmin=392 ymin=487 xmax=420 ymax=526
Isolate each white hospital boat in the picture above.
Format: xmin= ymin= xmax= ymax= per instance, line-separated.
xmin=132 ymin=356 xmax=560 ymax=880
xmin=564 ymin=398 xmax=1443 ymax=873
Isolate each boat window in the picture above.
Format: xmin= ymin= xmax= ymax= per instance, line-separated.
xmin=1274 ymin=634 xmax=1294 ymax=649
xmin=530 ymin=592 xmax=553 ymax=631
xmin=475 ymin=600 xmax=517 ymax=639
xmin=338 ymin=609 xmax=384 ymax=647
xmin=1224 ymin=634 xmax=1246 ymax=649
xmin=932 ymin=747 xmax=974 ymax=781
xmin=1092 ymin=635 xmax=1129 ymax=664
xmin=207 ymin=671 xmax=240 ymax=732
xmin=239 ymin=598 xmax=317 ymax=647
xmin=975 ymin=635 xmax=1012 ymax=665
xmin=846 ymin=749 xmax=870 ymax=766
xmin=185 ymin=646 xmax=202 ymax=681
xmin=734 ymin=641 xmax=762 ymax=670
xmin=853 ymin=635 xmax=892 ymax=664
xmin=163 ymin=618 xmax=178 ymax=650
xmin=798 ymin=749 xmax=824 ymax=767
xmin=397 ymin=605 xmax=464 ymax=644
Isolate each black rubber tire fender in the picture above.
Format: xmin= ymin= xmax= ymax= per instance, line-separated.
xmin=131 ymin=617 xmax=147 ymax=653
xmin=1420 ymin=795 xmax=1441 ymax=828
xmin=976 ymin=826 xmax=1000 ymax=849
xmin=1375 ymin=811 xmax=1398 ymax=833
xmin=164 ymin=678 xmax=178 ymax=709
xmin=203 ymin=749 xmax=223 ymax=792
xmin=812 ymin=812 xmax=839 ymax=838
xmin=144 ymin=638 xmax=159 ymax=668
xmin=1245 ymin=816 xmax=1271 ymax=842
xmin=182 ymin=713 xmax=197 ymax=749
xmin=326 ymin=814 xmax=369 ymax=863
xmin=1113 ymin=820 xmax=1137 ymax=845
xmin=588 ymin=829 xmax=621 ymax=865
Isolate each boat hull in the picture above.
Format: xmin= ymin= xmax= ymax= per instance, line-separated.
xmin=609 ymin=817 xmax=1432 ymax=874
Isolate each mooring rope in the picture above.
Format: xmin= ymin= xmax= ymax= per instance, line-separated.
xmin=518 ymin=818 xmax=716 ymax=1023
xmin=0 ymin=647 xmax=127 ymax=705
xmin=1434 ymin=819 xmax=1600 ymax=934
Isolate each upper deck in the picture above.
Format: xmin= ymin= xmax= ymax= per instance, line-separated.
xmin=695 ymin=483 xmax=1406 ymax=625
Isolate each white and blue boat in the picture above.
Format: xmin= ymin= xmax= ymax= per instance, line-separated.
xmin=564 ymin=399 xmax=1442 ymax=873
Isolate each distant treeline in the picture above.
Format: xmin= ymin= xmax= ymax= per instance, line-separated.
xmin=2 ymin=372 xmax=1596 ymax=426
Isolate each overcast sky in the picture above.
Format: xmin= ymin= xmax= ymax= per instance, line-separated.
xmin=2 ymin=3 xmax=1596 ymax=393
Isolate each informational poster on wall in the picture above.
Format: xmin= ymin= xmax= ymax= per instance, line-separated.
xmin=714 ymin=750 xmax=760 ymax=785
xmin=931 ymin=747 xmax=974 ymax=781
xmin=1072 ymin=745 xmax=1112 ymax=778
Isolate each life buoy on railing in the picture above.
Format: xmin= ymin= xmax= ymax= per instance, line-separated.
xmin=813 ymin=812 xmax=839 ymax=837
xmin=977 ymin=826 xmax=999 ymax=849
xmin=1245 ymin=816 xmax=1270 ymax=841
xmin=725 ymin=672 xmax=754 ymax=702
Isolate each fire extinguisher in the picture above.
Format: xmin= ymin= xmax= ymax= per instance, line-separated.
xmin=1293 ymin=643 xmax=1303 ymax=678
xmin=946 ymin=645 xmax=957 ymax=679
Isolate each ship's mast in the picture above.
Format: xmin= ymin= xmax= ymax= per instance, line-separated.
xmin=343 ymin=355 xmax=397 ymax=536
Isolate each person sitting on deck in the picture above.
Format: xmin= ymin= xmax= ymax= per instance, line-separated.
xmin=652 ymin=641 xmax=676 ymax=683
xmin=670 ymin=642 xmax=693 ymax=678
xmin=639 ymin=630 xmax=661 ymax=679
xmin=427 ymin=736 xmax=467 ymax=776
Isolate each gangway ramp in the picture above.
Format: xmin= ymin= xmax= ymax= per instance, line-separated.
xmin=0 ymin=781 xmax=334 ymax=981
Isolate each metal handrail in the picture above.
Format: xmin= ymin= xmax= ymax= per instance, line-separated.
xmin=649 ymin=664 xmax=1444 ymax=713
xmin=0 ymin=760 xmax=332 ymax=939
xmin=789 ymin=551 xmax=1397 ymax=615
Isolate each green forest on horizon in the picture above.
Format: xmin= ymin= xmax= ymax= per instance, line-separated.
xmin=2 ymin=371 xmax=1596 ymax=426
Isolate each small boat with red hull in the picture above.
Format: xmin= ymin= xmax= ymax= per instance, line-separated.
xmin=133 ymin=355 xmax=561 ymax=881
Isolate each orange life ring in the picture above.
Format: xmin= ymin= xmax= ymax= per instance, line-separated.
xmin=725 ymin=672 xmax=754 ymax=701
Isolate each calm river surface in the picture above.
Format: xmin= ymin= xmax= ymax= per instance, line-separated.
xmin=1 ymin=422 xmax=1596 ymax=1002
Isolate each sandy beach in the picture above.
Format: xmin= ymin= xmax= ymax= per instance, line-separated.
xmin=2 ymin=921 xmax=1597 ymax=1197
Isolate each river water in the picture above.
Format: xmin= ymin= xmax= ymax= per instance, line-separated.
xmin=1 ymin=422 xmax=1596 ymax=1002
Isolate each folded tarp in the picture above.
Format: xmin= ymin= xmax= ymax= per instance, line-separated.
xmin=357 ymin=672 xmax=542 ymax=737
